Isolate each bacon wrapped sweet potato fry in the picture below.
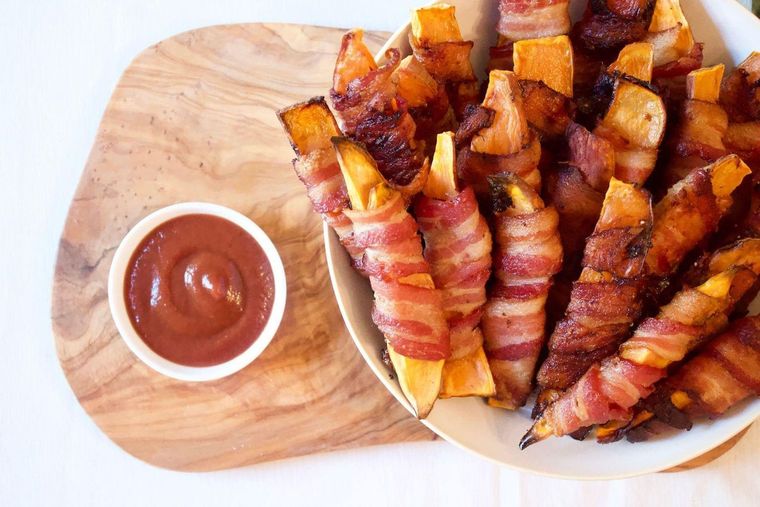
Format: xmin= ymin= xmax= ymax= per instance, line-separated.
xmin=721 ymin=53 xmax=760 ymax=238
xmin=646 ymin=155 xmax=751 ymax=300
xmin=334 ymin=137 xmax=449 ymax=418
xmin=415 ymin=133 xmax=495 ymax=398
xmin=330 ymin=30 xmax=433 ymax=196
xmin=277 ymin=98 xmax=364 ymax=271
xmin=536 ymin=179 xmax=653 ymax=411
xmin=482 ymin=174 xmax=563 ymax=409
xmin=456 ymin=70 xmax=542 ymax=199
xmin=597 ymin=239 xmax=760 ymax=442
xmin=489 ymin=0 xmax=571 ymax=71
xmin=599 ymin=316 xmax=760 ymax=443
xmin=512 ymin=35 xmax=576 ymax=141
xmin=658 ymin=65 xmax=728 ymax=188
xmin=521 ymin=266 xmax=755 ymax=448
xmin=645 ymin=0 xmax=703 ymax=80
xmin=593 ymin=77 xmax=667 ymax=184
xmin=410 ymin=4 xmax=480 ymax=120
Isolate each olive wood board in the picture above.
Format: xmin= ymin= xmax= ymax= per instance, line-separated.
xmin=50 ymin=22 xmax=746 ymax=473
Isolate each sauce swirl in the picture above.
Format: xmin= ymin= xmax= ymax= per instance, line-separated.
xmin=125 ymin=214 xmax=274 ymax=366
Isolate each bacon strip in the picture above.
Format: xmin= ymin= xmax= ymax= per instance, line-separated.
xmin=519 ymin=79 xmax=575 ymax=141
xmin=415 ymin=187 xmax=492 ymax=360
xmin=537 ymin=179 xmax=653 ymax=401
xmin=654 ymin=317 xmax=760 ymax=419
xmin=483 ymin=175 xmax=563 ymax=409
xmin=659 ymin=100 xmax=728 ymax=187
xmin=720 ymin=53 xmax=760 ymax=123
xmin=497 ymin=0 xmax=571 ymax=42
xmin=409 ymin=5 xmax=480 ymax=120
xmin=456 ymin=71 xmax=542 ymax=200
xmin=645 ymin=156 xmax=750 ymax=296
xmin=277 ymin=98 xmax=364 ymax=271
xmin=344 ymin=192 xmax=450 ymax=360
xmin=571 ymin=2 xmax=654 ymax=55
xmin=604 ymin=316 xmax=760 ymax=443
xmin=330 ymin=31 xmax=427 ymax=191
xmin=521 ymin=268 xmax=752 ymax=445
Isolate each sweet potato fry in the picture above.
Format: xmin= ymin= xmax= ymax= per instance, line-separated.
xmin=333 ymin=137 xmax=446 ymax=418
xmin=417 ymin=132 xmax=495 ymax=398
xmin=594 ymin=79 xmax=666 ymax=184
xmin=410 ymin=4 xmax=478 ymax=118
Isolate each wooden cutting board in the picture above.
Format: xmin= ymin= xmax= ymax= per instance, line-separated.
xmin=50 ymin=22 xmax=745 ymax=473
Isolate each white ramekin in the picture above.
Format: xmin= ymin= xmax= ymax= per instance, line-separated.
xmin=108 ymin=202 xmax=287 ymax=381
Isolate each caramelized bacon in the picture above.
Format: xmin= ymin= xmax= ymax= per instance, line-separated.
xmin=456 ymin=71 xmax=541 ymax=199
xmin=410 ymin=4 xmax=480 ymax=119
xmin=330 ymin=31 xmax=427 ymax=191
xmin=572 ymin=5 xmax=651 ymax=54
xmin=521 ymin=268 xmax=752 ymax=446
xmin=721 ymin=52 xmax=760 ymax=123
xmin=277 ymin=98 xmax=364 ymax=271
xmin=518 ymin=80 xmax=574 ymax=138
xmin=547 ymin=123 xmax=615 ymax=262
xmin=483 ymin=175 xmax=563 ymax=409
xmin=537 ymin=179 xmax=653 ymax=401
xmin=659 ymin=66 xmax=729 ymax=187
xmin=646 ymin=156 xmax=751 ymax=287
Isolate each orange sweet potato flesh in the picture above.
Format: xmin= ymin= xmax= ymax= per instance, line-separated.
xmin=470 ymin=70 xmax=529 ymax=156
xmin=513 ymin=35 xmax=574 ymax=98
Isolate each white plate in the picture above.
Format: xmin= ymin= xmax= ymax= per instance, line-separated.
xmin=325 ymin=0 xmax=760 ymax=479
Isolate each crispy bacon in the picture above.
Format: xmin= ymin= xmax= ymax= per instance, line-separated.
xmin=345 ymin=192 xmax=449 ymax=360
xmin=457 ymin=134 xmax=542 ymax=199
xmin=489 ymin=40 xmax=515 ymax=72
xmin=330 ymin=31 xmax=427 ymax=190
xmin=277 ymin=98 xmax=364 ymax=271
xmin=409 ymin=6 xmax=480 ymax=120
xmin=645 ymin=157 xmax=750 ymax=284
xmin=415 ymin=187 xmax=492 ymax=360
xmin=659 ymin=99 xmax=729 ymax=188
xmin=572 ymin=3 xmax=653 ymax=55
xmin=519 ymin=80 xmax=575 ymax=141
xmin=537 ymin=180 xmax=653 ymax=400
xmin=483 ymin=175 xmax=563 ymax=409
xmin=521 ymin=268 xmax=751 ymax=445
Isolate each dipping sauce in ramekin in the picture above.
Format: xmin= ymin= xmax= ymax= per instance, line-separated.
xmin=125 ymin=214 xmax=274 ymax=367
xmin=108 ymin=202 xmax=286 ymax=381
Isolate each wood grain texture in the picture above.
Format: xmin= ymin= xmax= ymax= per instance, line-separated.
xmin=51 ymin=23 xmax=435 ymax=473
xmin=50 ymin=22 xmax=744 ymax=473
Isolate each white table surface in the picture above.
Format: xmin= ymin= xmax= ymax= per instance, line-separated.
xmin=0 ymin=1 xmax=758 ymax=505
